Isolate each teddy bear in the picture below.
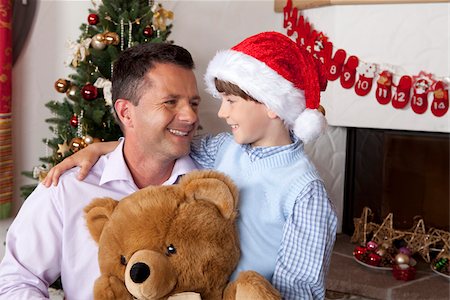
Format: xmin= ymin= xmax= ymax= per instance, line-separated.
xmin=84 ymin=170 xmax=281 ymax=300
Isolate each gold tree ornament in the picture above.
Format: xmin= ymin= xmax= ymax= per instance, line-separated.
xmin=103 ymin=32 xmax=120 ymax=45
xmin=54 ymin=79 xmax=70 ymax=93
xmin=151 ymin=3 xmax=173 ymax=31
xmin=57 ymin=140 xmax=71 ymax=156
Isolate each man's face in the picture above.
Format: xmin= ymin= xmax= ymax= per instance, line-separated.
xmin=126 ymin=63 xmax=200 ymax=161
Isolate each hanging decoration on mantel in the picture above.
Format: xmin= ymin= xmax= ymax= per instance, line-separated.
xmin=274 ymin=0 xmax=450 ymax=12
xmin=281 ymin=0 xmax=449 ymax=117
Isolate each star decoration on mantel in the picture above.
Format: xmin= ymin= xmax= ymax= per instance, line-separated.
xmin=404 ymin=219 xmax=441 ymax=263
xmin=57 ymin=140 xmax=71 ymax=155
xmin=434 ymin=229 xmax=450 ymax=249
xmin=351 ymin=207 xmax=375 ymax=245
xmin=431 ymin=229 xmax=450 ymax=261
xmin=370 ymin=213 xmax=405 ymax=246
xmin=351 ymin=207 xmax=450 ymax=265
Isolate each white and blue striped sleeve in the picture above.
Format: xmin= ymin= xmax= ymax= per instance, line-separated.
xmin=189 ymin=133 xmax=229 ymax=169
xmin=272 ymin=180 xmax=337 ymax=300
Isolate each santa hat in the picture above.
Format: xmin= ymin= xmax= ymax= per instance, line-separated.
xmin=204 ymin=31 xmax=328 ymax=144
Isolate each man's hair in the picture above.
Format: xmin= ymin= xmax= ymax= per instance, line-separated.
xmin=214 ymin=78 xmax=258 ymax=102
xmin=111 ymin=42 xmax=195 ymax=127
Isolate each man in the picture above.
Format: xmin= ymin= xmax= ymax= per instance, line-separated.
xmin=0 ymin=42 xmax=201 ymax=298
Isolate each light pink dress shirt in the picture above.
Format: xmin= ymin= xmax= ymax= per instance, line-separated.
xmin=0 ymin=140 xmax=197 ymax=299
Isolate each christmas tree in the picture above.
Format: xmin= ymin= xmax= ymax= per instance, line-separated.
xmin=21 ymin=0 xmax=174 ymax=198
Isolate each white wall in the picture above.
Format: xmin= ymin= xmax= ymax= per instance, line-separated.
xmin=16 ymin=0 xmax=449 ymax=233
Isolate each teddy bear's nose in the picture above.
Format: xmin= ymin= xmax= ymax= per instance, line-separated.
xmin=130 ymin=262 xmax=150 ymax=283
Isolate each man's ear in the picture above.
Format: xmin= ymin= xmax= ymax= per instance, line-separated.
xmin=114 ymin=99 xmax=133 ymax=128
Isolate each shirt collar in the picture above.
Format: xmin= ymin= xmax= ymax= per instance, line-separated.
xmin=163 ymin=155 xmax=198 ymax=185
xmin=99 ymin=139 xmax=134 ymax=186
xmin=242 ymin=132 xmax=302 ymax=162
xmin=99 ymin=139 xmax=198 ymax=187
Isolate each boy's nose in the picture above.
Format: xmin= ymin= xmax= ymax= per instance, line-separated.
xmin=217 ymin=102 xmax=227 ymax=119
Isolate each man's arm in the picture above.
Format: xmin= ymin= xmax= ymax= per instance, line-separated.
xmin=0 ymin=185 xmax=63 ymax=299
xmin=43 ymin=141 xmax=119 ymax=187
xmin=272 ymin=180 xmax=337 ymax=300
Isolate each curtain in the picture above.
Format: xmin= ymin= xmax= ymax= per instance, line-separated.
xmin=0 ymin=0 xmax=12 ymax=218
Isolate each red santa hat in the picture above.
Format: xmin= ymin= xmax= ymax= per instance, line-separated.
xmin=204 ymin=31 xmax=328 ymax=144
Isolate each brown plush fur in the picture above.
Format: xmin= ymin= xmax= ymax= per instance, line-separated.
xmin=85 ymin=170 xmax=281 ymax=300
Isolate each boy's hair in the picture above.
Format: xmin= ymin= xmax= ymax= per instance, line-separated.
xmin=214 ymin=78 xmax=258 ymax=102
xmin=111 ymin=42 xmax=195 ymax=127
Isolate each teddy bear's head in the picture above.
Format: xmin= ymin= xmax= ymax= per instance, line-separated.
xmin=84 ymin=170 xmax=240 ymax=300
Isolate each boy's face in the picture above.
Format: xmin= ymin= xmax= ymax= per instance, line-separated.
xmin=217 ymin=93 xmax=274 ymax=147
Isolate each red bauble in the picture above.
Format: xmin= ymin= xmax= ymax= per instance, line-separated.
xmin=366 ymin=241 xmax=378 ymax=251
xmin=367 ymin=253 xmax=382 ymax=267
xmin=353 ymin=246 xmax=366 ymax=260
xmin=88 ymin=13 xmax=99 ymax=25
xmin=143 ymin=26 xmax=153 ymax=37
xmin=70 ymin=115 xmax=78 ymax=127
xmin=81 ymin=84 xmax=98 ymax=101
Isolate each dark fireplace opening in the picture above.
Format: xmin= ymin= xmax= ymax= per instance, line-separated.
xmin=343 ymin=127 xmax=450 ymax=235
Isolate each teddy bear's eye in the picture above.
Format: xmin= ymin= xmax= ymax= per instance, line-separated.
xmin=120 ymin=255 xmax=127 ymax=265
xmin=166 ymin=244 xmax=177 ymax=256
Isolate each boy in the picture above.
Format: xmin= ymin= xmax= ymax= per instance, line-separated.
xmin=45 ymin=32 xmax=337 ymax=299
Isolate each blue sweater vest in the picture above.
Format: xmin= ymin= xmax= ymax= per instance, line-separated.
xmin=214 ymin=136 xmax=321 ymax=281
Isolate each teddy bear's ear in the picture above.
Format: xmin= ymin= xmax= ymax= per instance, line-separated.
xmin=181 ymin=170 xmax=239 ymax=219
xmin=84 ymin=197 xmax=119 ymax=243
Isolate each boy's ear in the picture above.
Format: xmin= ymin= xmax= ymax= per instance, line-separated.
xmin=114 ymin=99 xmax=133 ymax=127
xmin=266 ymin=108 xmax=279 ymax=120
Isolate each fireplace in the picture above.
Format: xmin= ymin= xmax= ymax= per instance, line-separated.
xmin=342 ymin=127 xmax=450 ymax=235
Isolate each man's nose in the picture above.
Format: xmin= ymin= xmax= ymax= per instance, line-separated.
xmin=178 ymin=102 xmax=198 ymax=124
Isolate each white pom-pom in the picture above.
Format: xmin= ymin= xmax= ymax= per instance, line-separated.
xmin=293 ymin=109 xmax=327 ymax=144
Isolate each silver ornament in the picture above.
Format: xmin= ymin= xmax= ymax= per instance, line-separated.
xmin=91 ymin=33 xmax=106 ymax=50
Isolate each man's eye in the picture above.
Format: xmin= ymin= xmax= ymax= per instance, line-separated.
xmin=190 ymin=101 xmax=200 ymax=108
xmin=164 ymin=100 xmax=177 ymax=105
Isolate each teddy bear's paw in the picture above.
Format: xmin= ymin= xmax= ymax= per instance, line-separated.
xmin=224 ymin=271 xmax=281 ymax=300
xmin=168 ymin=292 xmax=202 ymax=300
xmin=94 ymin=275 xmax=134 ymax=300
